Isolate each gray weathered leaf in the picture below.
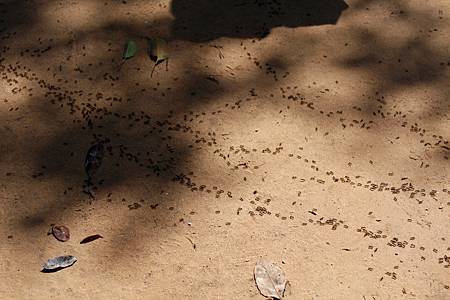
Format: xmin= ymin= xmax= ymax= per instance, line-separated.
xmin=254 ymin=261 xmax=287 ymax=299
xmin=42 ymin=255 xmax=77 ymax=271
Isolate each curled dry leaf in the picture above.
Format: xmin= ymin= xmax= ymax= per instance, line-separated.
xmin=52 ymin=225 xmax=70 ymax=242
xmin=147 ymin=37 xmax=169 ymax=77
xmin=80 ymin=234 xmax=103 ymax=244
xmin=254 ymin=261 xmax=287 ymax=299
xmin=42 ymin=255 xmax=77 ymax=271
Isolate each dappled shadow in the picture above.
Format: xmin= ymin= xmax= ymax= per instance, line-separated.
xmin=171 ymin=0 xmax=349 ymax=42
xmin=332 ymin=1 xmax=450 ymax=155
xmin=338 ymin=30 xmax=445 ymax=89
xmin=1 ymin=0 xmax=449 ymax=273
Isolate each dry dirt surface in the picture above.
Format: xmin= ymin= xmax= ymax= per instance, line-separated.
xmin=0 ymin=0 xmax=449 ymax=299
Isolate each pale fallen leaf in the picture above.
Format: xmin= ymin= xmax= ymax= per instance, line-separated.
xmin=254 ymin=260 xmax=287 ymax=299
xmin=42 ymin=255 xmax=77 ymax=271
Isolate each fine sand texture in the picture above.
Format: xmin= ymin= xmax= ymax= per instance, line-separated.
xmin=0 ymin=0 xmax=449 ymax=299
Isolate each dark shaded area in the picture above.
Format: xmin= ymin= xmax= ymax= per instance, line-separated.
xmin=0 ymin=0 xmax=38 ymax=54
xmin=171 ymin=0 xmax=349 ymax=42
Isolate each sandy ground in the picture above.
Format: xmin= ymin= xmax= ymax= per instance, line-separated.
xmin=0 ymin=0 xmax=449 ymax=299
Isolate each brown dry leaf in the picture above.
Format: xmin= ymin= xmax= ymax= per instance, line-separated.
xmin=80 ymin=234 xmax=103 ymax=244
xmin=52 ymin=225 xmax=70 ymax=242
xmin=254 ymin=260 xmax=287 ymax=299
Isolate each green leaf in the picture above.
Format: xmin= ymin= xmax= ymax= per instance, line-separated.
xmin=147 ymin=37 xmax=169 ymax=77
xmin=122 ymin=40 xmax=137 ymax=60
